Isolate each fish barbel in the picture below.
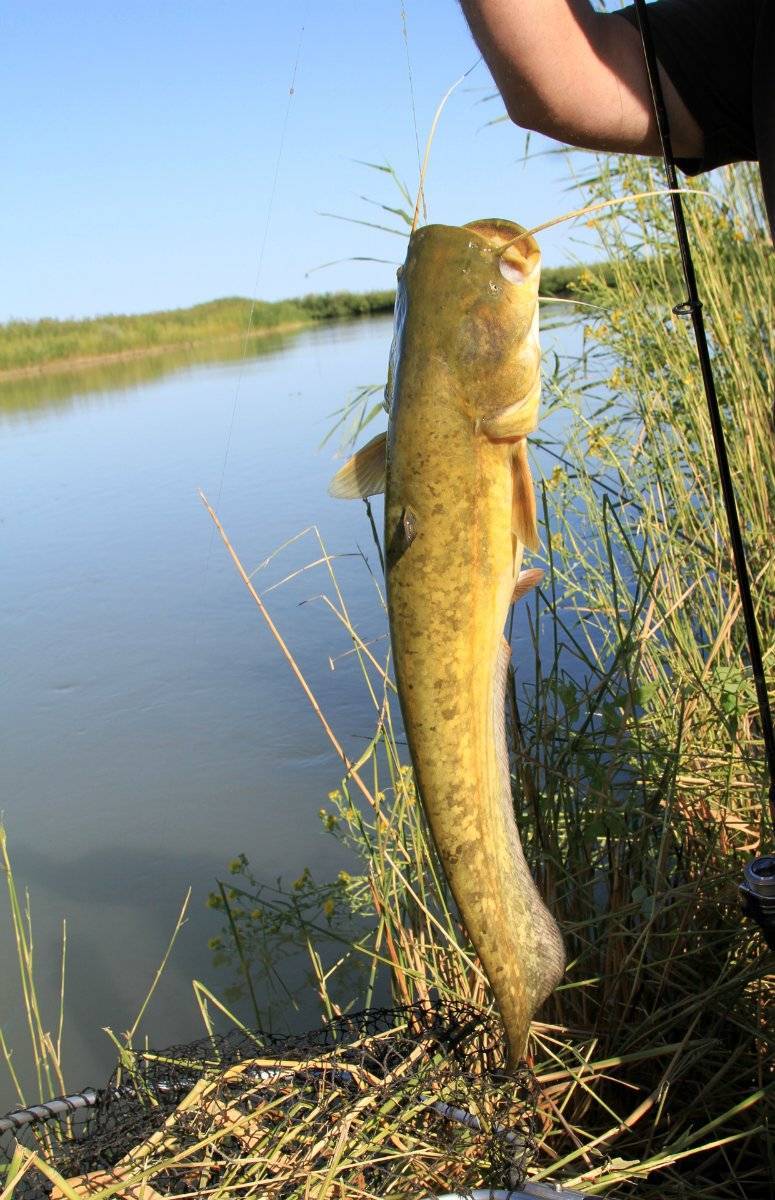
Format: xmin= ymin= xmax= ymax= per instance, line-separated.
xmin=330 ymin=218 xmax=566 ymax=1068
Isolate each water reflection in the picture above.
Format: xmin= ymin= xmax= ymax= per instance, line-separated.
xmin=0 ymin=327 xmax=306 ymax=423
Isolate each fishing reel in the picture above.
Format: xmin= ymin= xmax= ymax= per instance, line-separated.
xmin=740 ymin=855 xmax=775 ymax=951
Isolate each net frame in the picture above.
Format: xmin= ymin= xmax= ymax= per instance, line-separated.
xmin=0 ymin=1002 xmax=559 ymax=1200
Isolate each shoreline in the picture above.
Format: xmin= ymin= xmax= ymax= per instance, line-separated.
xmin=0 ymin=320 xmax=316 ymax=383
xmin=0 ymin=270 xmax=596 ymax=383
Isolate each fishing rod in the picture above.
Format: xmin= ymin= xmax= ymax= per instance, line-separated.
xmin=632 ymin=0 xmax=775 ymax=950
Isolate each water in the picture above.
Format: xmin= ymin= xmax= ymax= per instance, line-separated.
xmin=0 ymin=311 xmax=580 ymax=1110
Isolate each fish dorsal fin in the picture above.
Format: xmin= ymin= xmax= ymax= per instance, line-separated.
xmin=511 ymin=438 xmax=539 ymax=553
xmin=512 ymin=567 xmax=544 ymax=604
xmin=328 ymin=431 xmax=387 ymax=499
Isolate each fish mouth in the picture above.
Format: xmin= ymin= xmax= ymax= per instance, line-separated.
xmin=463 ymin=218 xmax=540 ymax=284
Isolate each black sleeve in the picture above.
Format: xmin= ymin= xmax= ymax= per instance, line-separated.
xmin=616 ymin=0 xmax=760 ymax=174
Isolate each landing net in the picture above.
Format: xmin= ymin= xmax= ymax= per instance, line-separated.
xmin=0 ymin=1002 xmax=537 ymax=1199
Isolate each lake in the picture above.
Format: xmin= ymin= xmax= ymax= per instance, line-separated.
xmin=0 ymin=310 xmax=580 ymax=1111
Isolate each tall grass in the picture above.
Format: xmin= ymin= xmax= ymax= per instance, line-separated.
xmin=206 ymin=158 xmax=773 ymax=1196
xmin=0 ymin=292 xmax=396 ymax=374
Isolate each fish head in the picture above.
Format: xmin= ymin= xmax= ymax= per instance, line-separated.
xmin=384 ymin=219 xmax=541 ymax=424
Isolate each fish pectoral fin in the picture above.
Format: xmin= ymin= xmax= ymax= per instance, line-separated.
xmin=512 ymin=568 xmax=544 ymax=604
xmin=480 ymin=372 xmax=541 ymax=441
xmin=328 ymin=431 xmax=387 ymax=499
xmin=511 ymin=438 xmax=540 ymax=553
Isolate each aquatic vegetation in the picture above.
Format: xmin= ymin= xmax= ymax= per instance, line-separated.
xmin=0 ymin=291 xmax=396 ymax=374
xmin=208 ymin=158 xmax=773 ymax=1195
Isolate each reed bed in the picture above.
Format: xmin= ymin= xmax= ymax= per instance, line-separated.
xmin=204 ymin=159 xmax=773 ymax=1195
xmin=0 ymin=292 xmax=396 ymax=374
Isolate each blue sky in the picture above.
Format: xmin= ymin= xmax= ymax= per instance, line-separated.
xmin=3 ymin=1 xmax=597 ymax=322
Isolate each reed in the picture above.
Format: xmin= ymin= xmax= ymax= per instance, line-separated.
xmin=206 ymin=158 xmax=773 ymax=1195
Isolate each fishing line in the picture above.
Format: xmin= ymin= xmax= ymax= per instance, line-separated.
xmin=400 ymin=1 xmax=425 ymax=224
xmin=193 ymin=5 xmax=308 ymax=653
xmin=212 ymin=8 xmax=308 ymax=517
xmin=632 ymin=0 xmax=775 ymax=946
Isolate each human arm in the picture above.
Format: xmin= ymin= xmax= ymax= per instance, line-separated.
xmin=458 ymin=0 xmax=704 ymax=158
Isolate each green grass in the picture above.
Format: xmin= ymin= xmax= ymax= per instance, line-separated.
xmin=0 ymin=291 xmax=396 ymax=374
xmin=541 ymin=260 xmax=616 ymax=298
xmin=0 ymin=267 xmax=609 ymax=375
xmin=205 ymin=159 xmax=773 ymax=1196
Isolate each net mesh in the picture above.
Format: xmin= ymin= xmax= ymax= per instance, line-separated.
xmin=1 ymin=1003 xmax=537 ymax=1199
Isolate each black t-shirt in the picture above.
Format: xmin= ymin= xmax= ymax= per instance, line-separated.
xmin=618 ymin=0 xmax=774 ymax=238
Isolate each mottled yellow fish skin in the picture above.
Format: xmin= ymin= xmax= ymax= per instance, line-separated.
xmin=384 ymin=220 xmax=565 ymax=1069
